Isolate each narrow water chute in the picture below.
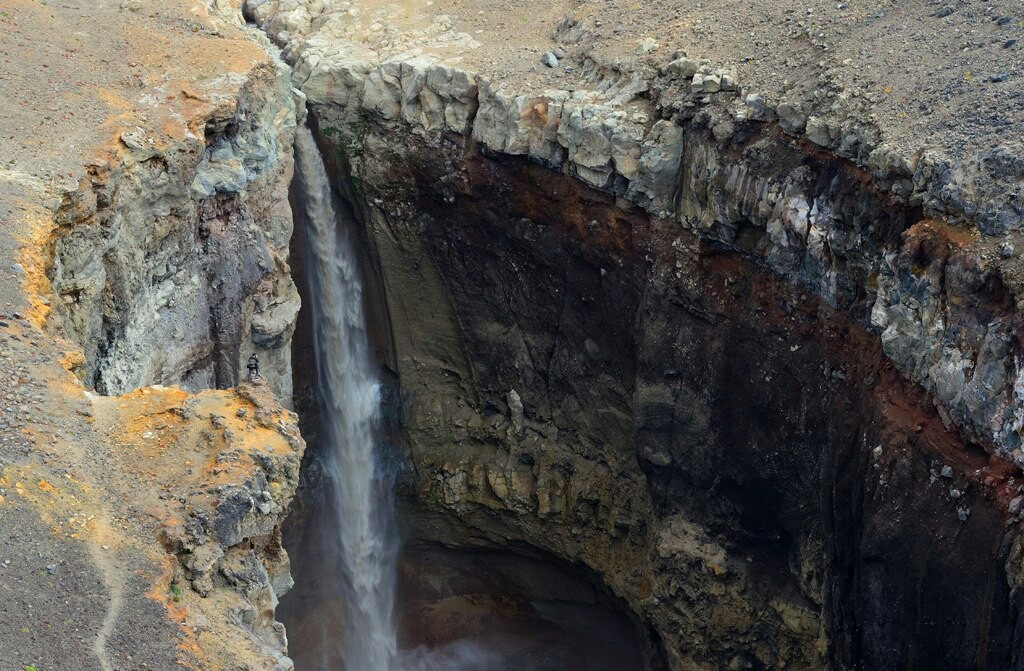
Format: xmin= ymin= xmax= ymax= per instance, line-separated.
xmin=294 ymin=123 xmax=398 ymax=671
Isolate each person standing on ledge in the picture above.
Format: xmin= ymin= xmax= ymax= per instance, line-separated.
xmin=247 ymin=353 xmax=261 ymax=382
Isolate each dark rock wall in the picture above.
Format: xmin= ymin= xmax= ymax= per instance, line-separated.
xmin=296 ymin=106 xmax=1024 ymax=670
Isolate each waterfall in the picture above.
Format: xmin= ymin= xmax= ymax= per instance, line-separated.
xmin=294 ymin=124 xmax=398 ymax=671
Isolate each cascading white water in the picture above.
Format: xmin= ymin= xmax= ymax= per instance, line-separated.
xmin=294 ymin=123 xmax=533 ymax=671
xmin=294 ymin=124 xmax=398 ymax=671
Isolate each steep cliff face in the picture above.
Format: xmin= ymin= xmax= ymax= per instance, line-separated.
xmin=0 ymin=1 xmax=304 ymax=669
xmin=100 ymin=383 xmax=305 ymax=671
xmin=48 ymin=33 xmax=300 ymax=402
xmin=255 ymin=1 xmax=1024 ymax=669
xmin=317 ymin=128 xmax=1023 ymax=670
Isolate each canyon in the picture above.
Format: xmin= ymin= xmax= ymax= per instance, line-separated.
xmin=1 ymin=0 xmax=1023 ymax=670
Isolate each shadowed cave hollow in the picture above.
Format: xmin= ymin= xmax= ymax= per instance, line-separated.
xmin=276 ymin=120 xmax=1024 ymax=671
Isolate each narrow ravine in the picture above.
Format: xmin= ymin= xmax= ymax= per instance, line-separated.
xmin=294 ymin=124 xmax=399 ymax=670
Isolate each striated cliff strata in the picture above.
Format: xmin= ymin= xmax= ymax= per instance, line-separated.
xmin=255 ymin=1 xmax=1024 ymax=669
xmin=47 ymin=18 xmax=301 ymax=402
xmin=0 ymin=1 xmax=304 ymax=669
xmin=259 ymin=0 xmax=1024 ymax=461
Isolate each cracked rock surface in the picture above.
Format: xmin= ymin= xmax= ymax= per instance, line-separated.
xmin=255 ymin=0 xmax=1024 ymax=461
xmin=0 ymin=1 xmax=304 ymax=669
xmin=255 ymin=0 xmax=1024 ymax=668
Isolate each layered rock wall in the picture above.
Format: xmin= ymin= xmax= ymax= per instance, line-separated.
xmin=0 ymin=2 xmax=306 ymax=669
xmin=49 ymin=52 xmax=300 ymax=402
xmin=281 ymin=33 xmax=1024 ymax=463
xmin=252 ymin=1 xmax=1024 ymax=669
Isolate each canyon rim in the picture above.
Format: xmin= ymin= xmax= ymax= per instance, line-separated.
xmin=1 ymin=0 xmax=1023 ymax=670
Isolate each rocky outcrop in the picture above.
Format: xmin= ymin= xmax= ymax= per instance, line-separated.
xmin=254 ymin=1 xmax=1024 ymax=669
xmin=153 ymin=384 xmax=304 ymax=671
xmin=0 ymin=1 xmax=305 ymax=669
xmin=48 ymin=50 xmax=300 ymax=403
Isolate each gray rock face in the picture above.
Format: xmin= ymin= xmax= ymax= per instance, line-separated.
xmin=50 ymin=60 xmax=300 ymax=404
xmin=665 ymin=56 xmax=699 ymax=79
xmin=776 ymin=102 xmax=808 ymax=134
